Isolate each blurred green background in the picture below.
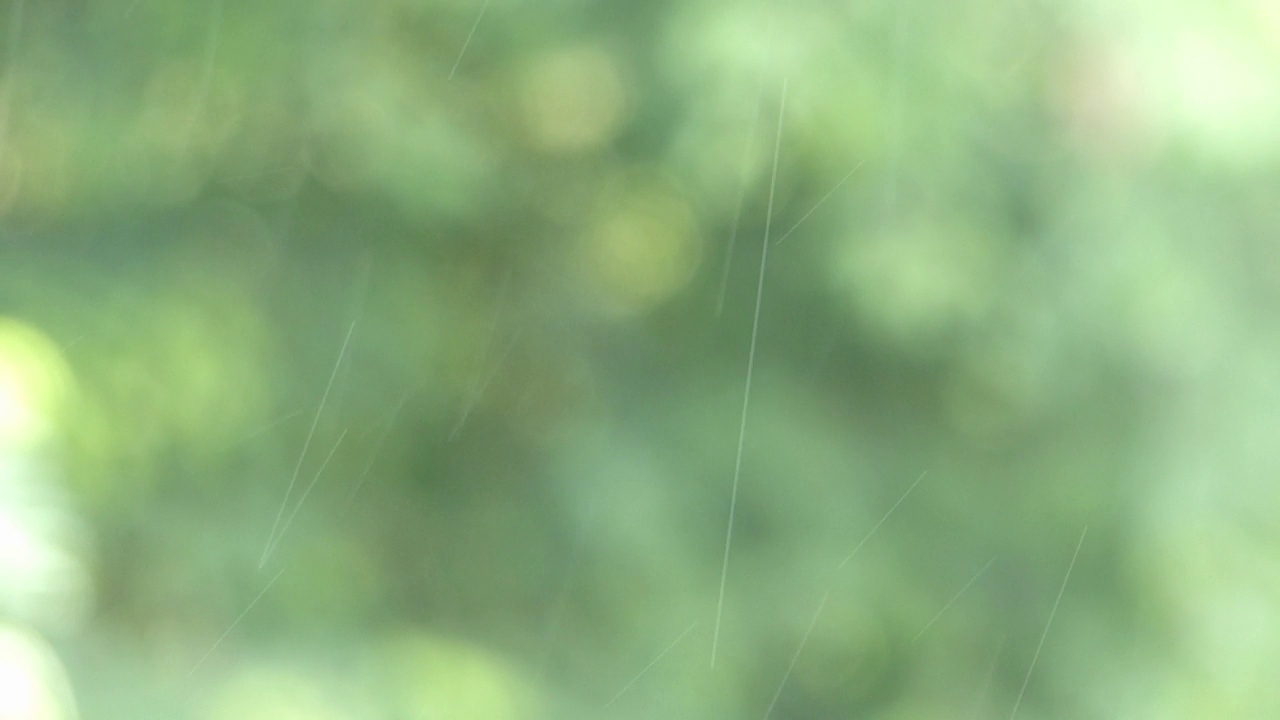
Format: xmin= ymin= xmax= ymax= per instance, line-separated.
xmin=3 ymin=0 xmax=1280 ymax=718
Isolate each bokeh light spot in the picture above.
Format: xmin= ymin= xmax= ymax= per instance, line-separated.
xmin=579 ymin=176 xmax=702 ymax=316
xmin=0 ymin=319 xmax=72 ymax=449
xmin=0 ymin=624 xmax=77 ymax=720
xmin=379 ymin=631 xmax=538 ymax=720
xmin=519 ymin=45 xmax=630 ymax=154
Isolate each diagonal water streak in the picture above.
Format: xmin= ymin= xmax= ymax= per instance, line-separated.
xmin=762 ymin=469 xmax=927 ymax=715
xmin=1009 ymin=526 xmax=1088 ymax=720
xmin=714 ymin=0 xmax=778 ymax=318
xmin=712 ymin=77 xmax=788 ymax=669
xmin=345 ymin=390 xmax=415 ymax=508
xmin=911 ymin=556 xmax=996 ymax=643
xmin=188 ymin=567 xmax=286 ymax=676
xmin=233 ymin=408 xmax=303 ymax=447
xmin=604 ymin=621 xmax=698 ymax=708
xmin=449 ymin=0 xmax=492 ymax=80
xmin=449 ymin=330 xmax=522 ymax=442
xmin=259 ymin=321 xmax=356 ymax=568
xmin=773 ymin=161 xmax=867 ymax=246
xmin=263 ymin=429 xmax=348 ymax=561
xmin=763 ymin=591 xmax=829 ymax=719
xmin=837 ymin=470 xmax=926 ymax=570
xmin=715 ymin=76 xmax=769 ymax=318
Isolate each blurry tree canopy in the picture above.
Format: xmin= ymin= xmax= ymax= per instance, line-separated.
xmin=3 ymin=0 xmax=1280 ymax=718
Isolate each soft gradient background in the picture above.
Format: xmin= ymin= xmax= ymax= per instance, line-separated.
xmin=3 ymin=0 xmax=1280 ymax=718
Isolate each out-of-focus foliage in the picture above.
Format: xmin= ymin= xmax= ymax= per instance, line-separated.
xmin=3 ymin=0 xmax=1280 ymax=718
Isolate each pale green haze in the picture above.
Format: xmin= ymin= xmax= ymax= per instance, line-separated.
xmin=2 ymin=0 xmax=1279 ymax=718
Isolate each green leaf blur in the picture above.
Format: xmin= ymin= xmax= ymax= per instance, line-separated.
xmin=3 ymin=0 xmax=1280 ymax=718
